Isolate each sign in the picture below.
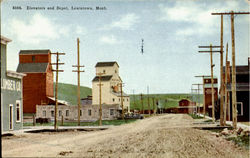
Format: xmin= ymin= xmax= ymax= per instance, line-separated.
xmin=1 ymin=78 xmax=21 ymax=92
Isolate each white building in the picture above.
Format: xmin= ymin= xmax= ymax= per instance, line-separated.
xmin=92 ymin=62 xmax=130 ymax=112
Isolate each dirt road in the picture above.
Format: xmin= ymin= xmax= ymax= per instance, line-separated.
xmin=2 ymin=114 xmax=249 ymax=157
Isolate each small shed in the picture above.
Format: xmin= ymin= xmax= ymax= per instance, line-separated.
xmin=179 ymin=99 xmax=191 ymax=106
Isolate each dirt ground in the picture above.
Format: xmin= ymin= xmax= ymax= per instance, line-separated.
xmin=2 ymin=114 xmax=250 ymax=158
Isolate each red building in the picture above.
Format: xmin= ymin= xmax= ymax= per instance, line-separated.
xmin=16 ymin=50 xmax=54 ymax=114
xmin=203 ymin=77 xmax=218 ymax=116
xmin=179 ymin=99 xmax=191 ymax=106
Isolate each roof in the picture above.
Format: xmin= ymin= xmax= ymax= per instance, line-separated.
xmin=7 ymin=70 xmax=26 ymax=79
xmin=1 ymin=36 xmax=12 ymax=45
xmin=19 ymin=49 xmax=51 ymax=55
xmin=16 ymin=63 xmax=48 ymax=73
xmin=111 ymin=91 xmax=130 ymax=97
xmin=223 ymin=65 xmax=249 ymax=75
xmin=95 ymin=61 xmax=119 ymax=68
xmin=92 ymin=75 xmax=113 ymax=82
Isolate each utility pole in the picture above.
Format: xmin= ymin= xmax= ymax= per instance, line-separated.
xmin=192 ymin=84 xmax=203 ymax=115
xmin=140 ymin=93 xmax=144 ymax=114
xmin=147 ymin=86 xmax=151 ymax=115
xmin=199 ymin=45 xmax=221 ymax=122
xmin=191 ymin=88 xmax=199 ymax=114
xmin=97 ymin=72 xmax=105 ymax=126
xmin=119 ymin=83 xmax=124 ymax=120
xmin=224 ymin=43 xmax=229 ymax=123
xmin=72 ymin=38 xmax=85 ymax=126
xmin=133 ymin=90 xmax=136 ymax=111
xmin=51 ymin=52 xmax=65 ymax=130
xmin=211 ymin=11 xmax=250 ymax=129
xmin=195 ymin=75 xmax=211 ymax=118
xmin=152 ymin=97 xmax=156 ymax=115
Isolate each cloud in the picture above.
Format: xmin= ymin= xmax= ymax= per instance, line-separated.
xmin=158 ymin=1 xmax=241 ymax=37
xmin=76 ymin=26 xmax=87 ymax=35
xmin=101 ymin=13 xmax=139 ymax=30
xmin=99 ymin=35 xmax=121 ymax=45
xmin=9 ymin=13 xmax=69 ymax=44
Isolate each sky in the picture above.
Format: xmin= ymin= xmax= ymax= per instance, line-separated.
xmin=1 ymin=0 xmax=249 ymax=94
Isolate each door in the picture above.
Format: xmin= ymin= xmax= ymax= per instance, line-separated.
xmin=9 ymin=104 xmax=13 ymax=130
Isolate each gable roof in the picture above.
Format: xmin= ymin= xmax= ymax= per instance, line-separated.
xmin=16 ymin=63 xmax=48 ymax=73
xmin=95 ymin=62 xmax=119 ymax=68
xmin=92 ymin=75 xmax=113 ymax=82
xmin=19 ymin=49 xmax=51 ymax=55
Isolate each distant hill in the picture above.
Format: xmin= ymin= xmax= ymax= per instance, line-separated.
xmin=129 ymin=93 xmax=203 ymax=110
xmin=54 ymin=83 xmax=92 ymax=105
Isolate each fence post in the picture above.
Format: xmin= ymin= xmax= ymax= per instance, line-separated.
xmin=61 ymin=115 xmax=64 ymax=126
xmin=33 ymin=114 xmax=36 ymax=126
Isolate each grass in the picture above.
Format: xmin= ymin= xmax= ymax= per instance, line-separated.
xmin=226 ymin=135 xmax=250 ymax=150
xmin=130 ymin=93 xmax=203 ymax=110
xmin=54 ymin=82 xmax=92 ymax=105
xmin=188 ymin=114 xmax=203 ymax=119
xmin=23 ymin=119 xmax=137 ymax=127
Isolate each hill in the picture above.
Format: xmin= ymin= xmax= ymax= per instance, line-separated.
xmin=129 ymin=93 xmax=203 ymax=110
xmin=54 ymin=83 xmax=92 ymax=105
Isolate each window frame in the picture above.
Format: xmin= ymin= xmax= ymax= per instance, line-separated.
xmin=237 ymin=102 xmax=243 ymax=116
xmin=16 ymin=100 xmax=21 ymax=122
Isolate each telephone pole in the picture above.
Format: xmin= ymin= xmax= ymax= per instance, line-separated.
xmin=195 ymin=75 xmax=211 ymax=118
xmin=97 ymin=72 xmax=105 ymax=126
xmin=119 ymin=83 xmax=124 ymax=119
xmin=199 ymin=45 xmax=221 ymax=122
xmin=147 ymin=86 xmax=151 ymax=115
xmin=192 ymin=84 xmax=203 ymax=115
xmin=152 ymin=97 xmax=156 ymax=115
xmin=140 ymin=93 xmax=144 ymax=114
xmin=211 ymin=11 xmax=250 ymax=129
xmin=224 ymin=43 xmax=229 ymax=122
xmin=191 ymin=88 xmax=199 ymax=114
xmin=51 ymin=52 xmax=65 ymax=130
xmin=72 ymin=38 xmax=85 ymax=126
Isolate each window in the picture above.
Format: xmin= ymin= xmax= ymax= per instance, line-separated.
xmin=88 ymin=109 xmax=91 ymax=116
xmin=59 ymin=110 xmax=62 ymax=116
xmin=16 ymin=100 xmax=21 ymax=122
xmin=127 ymin=98 xmax=129 ymax=102
xmin=237 ymin=102 xmax=243 ymax=116
xmin=115 ymin=70 xmax=117 ymax=73
xmin=32 ymin=56 xmax=35 ymax=62
xmin=51 ymin=110 xmax=55 ymax=117
xmin=119 ymin=98 xmax=120 ymax=102
xmin=66 ymin=110 xmax=69 ymax=117
xmin=110 ymin=109 xmax=114 ymax=116
xmin=103 ymin=70 xmax=106 ymax=73
xmin=113 ymin=98 xmax=115 ymax=102
xmin=80 ymin=110 xmax=82 ymax=116
xmin=43 ymin=110 xmax=46 ymax=117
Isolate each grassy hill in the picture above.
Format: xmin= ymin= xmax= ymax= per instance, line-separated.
xmin=54 ymin=83 xmax=92 ymax=105
xmin=129 ymin=93 xmax=203 ymax=110
xmin=53 ymin=83 xmax=202 ymax=109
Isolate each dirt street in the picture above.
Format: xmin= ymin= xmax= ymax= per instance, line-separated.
xmin=2 ymin=114 xmax=249 ymax=158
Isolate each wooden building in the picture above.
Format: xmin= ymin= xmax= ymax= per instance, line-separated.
xmin=92 ymin=62 xmax=130 ymax=112
xmin=203 ymin=77 xmax=218 ymax=117
xmin=224 ymin=59 xmax=249 ymax=121
xmin=16 ymin=50 xmax=54 ymax=114
xmin=1 ymin=36 xmax=26 ymax=133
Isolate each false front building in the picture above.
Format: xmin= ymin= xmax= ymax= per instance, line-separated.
xmin=16 ymin=50 xmax=54 ymax=114
xmin=92 ymin=62 xmax=130 ymax=112
xmin=1 ymin=36 xmax=26 ymax=133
